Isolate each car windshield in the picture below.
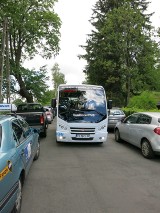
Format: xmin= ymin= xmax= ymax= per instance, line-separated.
xmin=58 ymin=87 xmax=107 ymax=123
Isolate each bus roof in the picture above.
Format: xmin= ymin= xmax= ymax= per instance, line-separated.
xmin=58 ymin=84 xmax=104 ymax=90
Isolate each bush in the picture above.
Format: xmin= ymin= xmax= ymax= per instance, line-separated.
xmin=127 ymin=91 xmax=157 ymax=110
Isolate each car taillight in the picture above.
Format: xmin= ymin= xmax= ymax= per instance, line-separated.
xmin=154 ymin=127 xmax=160 ymax=135
xmin=40 ymin=115 xmax=44 ymax=124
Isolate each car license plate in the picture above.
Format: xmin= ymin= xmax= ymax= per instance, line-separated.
xmin=76 ymin=134 xmax=90 ymax=138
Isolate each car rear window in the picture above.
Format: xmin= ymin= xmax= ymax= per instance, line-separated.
xmin=110 ymin=110 xmax=124 ymax=115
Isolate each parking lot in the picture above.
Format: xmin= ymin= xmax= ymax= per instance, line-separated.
xmin=21 ymin=120 xmax=160 ymax=213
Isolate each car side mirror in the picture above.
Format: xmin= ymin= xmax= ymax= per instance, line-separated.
xmin=121 ymin=117 xmax=125 ymax=122
xmin=51 ymin=99 xmax=56 ymax=108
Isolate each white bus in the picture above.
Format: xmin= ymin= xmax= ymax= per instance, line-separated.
xmin=52 ymin=84 xmax=112 ymax=143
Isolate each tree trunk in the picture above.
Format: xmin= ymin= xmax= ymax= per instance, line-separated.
xmin=16 ymin=73 xmax=33 ymax=102
xmin=10 ymin=35 xmax=34 ymax=102
xmin=0 ymin=18 xmax=7 ymax=102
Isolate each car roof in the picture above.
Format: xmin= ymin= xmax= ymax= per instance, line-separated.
xmin=0 ymin=115 xmax=13 ymax=122
xmin=0 ymin=114 xmax=21 ymax=123
xmin=110 ymin=108 xmax=123 ymax=111
xmin=138 ymin=112 xmax=160 ymax=118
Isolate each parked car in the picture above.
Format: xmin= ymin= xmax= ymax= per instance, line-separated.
xmin=108 ymin=108 xmax=125 ymax=129
xmin=16 ymin=103 xmax=48 ymax=137
xmin=43 ymin=106 xmax=54 ymax=124
xmin=114 ymin=112 xmax=160 ymax=159
xmin=0 ymin=104 xmax=40 ymax=213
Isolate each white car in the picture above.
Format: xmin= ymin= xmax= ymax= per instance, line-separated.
xmin=114 ymin=112 xmax=160 ymax=159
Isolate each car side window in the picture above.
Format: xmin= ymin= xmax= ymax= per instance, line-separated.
xmin=12 ymin=121 xmax=25 ymax=144
xmin=18 ymin=118 xmax=31 ymax=138
xmin=137 ymin=114 xmax=151 ymax=124
xmin=18 ymin=118 xmax=30 ymax=132
xmin=124 ymin=114 xmax=139 ymax=124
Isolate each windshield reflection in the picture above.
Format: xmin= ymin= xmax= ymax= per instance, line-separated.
xmin=58 ymin=88 xmax=107 ymax=123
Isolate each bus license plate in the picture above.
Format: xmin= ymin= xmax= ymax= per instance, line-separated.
xmin=76 ymin=134 xmax=90 ymax=138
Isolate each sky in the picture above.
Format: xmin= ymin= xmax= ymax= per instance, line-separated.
xmin=23 ymin=0 xmax=160 ymax=88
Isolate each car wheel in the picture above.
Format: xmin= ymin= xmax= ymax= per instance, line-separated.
xmin=46 ymin=122 xmax=48 ymax=129
xmin=12 ymin=179 xmax=22 ymax=213
xmin=34 ymin=140 xmax=40 ymax=160
xmin=41 ymin=127 xmax=47 ymax=137
xmin=115 ymin=128 xmax=121 ymax=142
xmin=141 ymin=139 xmax=154 ymax=159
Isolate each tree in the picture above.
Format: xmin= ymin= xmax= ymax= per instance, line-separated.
xmin=38 ymin=89 xmax=54 ymax=105
xmin=2 ymin=65 xmax=50 ymax=102
xmin=20 ymin=66 xmax=50 ymax=102
xmin=80 ymin=0 xmax=159 ymax=106
xmin=0 ymin=0 xmax=61 ymax=102
xmin=51 ymin=63 xmax=66 ymax=97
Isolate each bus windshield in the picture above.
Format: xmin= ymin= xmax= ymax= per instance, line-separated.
xmin=58 ymin=86 xmax=107 ymax=123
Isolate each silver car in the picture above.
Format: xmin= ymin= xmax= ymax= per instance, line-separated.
xmin=44 ymin=106 xmax=54 ymax=124
xmin=115 ymin=112 xmax=160 ymax=159
xmin=108 ymin=108 xmax=125 ymax=129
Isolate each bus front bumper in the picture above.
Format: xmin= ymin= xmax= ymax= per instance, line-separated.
xmin=56 ymin=131 xmax=108 ymax=143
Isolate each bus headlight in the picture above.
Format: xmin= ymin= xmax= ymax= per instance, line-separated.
xmin=59 ymin=124 xmax=67 ymax=130
xmin=98 ymin=124 xmax=106 ymax=131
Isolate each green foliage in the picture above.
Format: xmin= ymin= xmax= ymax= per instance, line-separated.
xmin=21 ymin=66 xmax=49 ymax=101
xmin=40 ymin=90 xmax=54 ymax=105
xmin=0 ymin=0 xmax=61 ymax=102
xmin=80 ymin=0 xmax=160 ymax=106
xmin=51 ymin=63 xmax=66 ymax=97
xmin=127 ymin=91 xmax=157 ymax=110
xmin=0 ymin=0 xmax=61 ymax=60
xmin=12 ymin=99 xmax=24 ymax=106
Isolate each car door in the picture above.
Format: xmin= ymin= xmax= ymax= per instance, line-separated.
xmin=120 ymin=114 xmax=139 ymax=143
xmin=131 ymin=114 xmax=152 ymax=147
xmin=0 ymin=124 xmax=16 ymax=213
xmin=18 ymin=118 xmax=37 ymax=160
xmin=12 ymin=119 xmax=33 ymax=175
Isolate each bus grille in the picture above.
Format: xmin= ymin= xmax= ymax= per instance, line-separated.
xmin=70 ymin=127 xmax=95 ymax=134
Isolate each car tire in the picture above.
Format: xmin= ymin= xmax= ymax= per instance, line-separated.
xmin=141 ymin=139 xmax=155 ymax=159
xmin=34 ymin=140 xmax=40 ymax=160
xmin=12 ymin=179 xmax=22 ymax=213
xmin=41 ymin=127 xmax=47 ymax=137
xmin=115 ymin=128 xmax=121 ymax=142
xmin=46 ymin=122 xmax=48 ymax=129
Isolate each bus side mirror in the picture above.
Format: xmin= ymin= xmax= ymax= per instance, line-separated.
xmin=51 ymin=99 xmax=56 ymax=108
xmin=108 ymin=100 xmax=112 ymax=109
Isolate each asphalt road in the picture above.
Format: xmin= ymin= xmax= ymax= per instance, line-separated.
xmin=21 ymin=119 xmax=160 ymax=213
